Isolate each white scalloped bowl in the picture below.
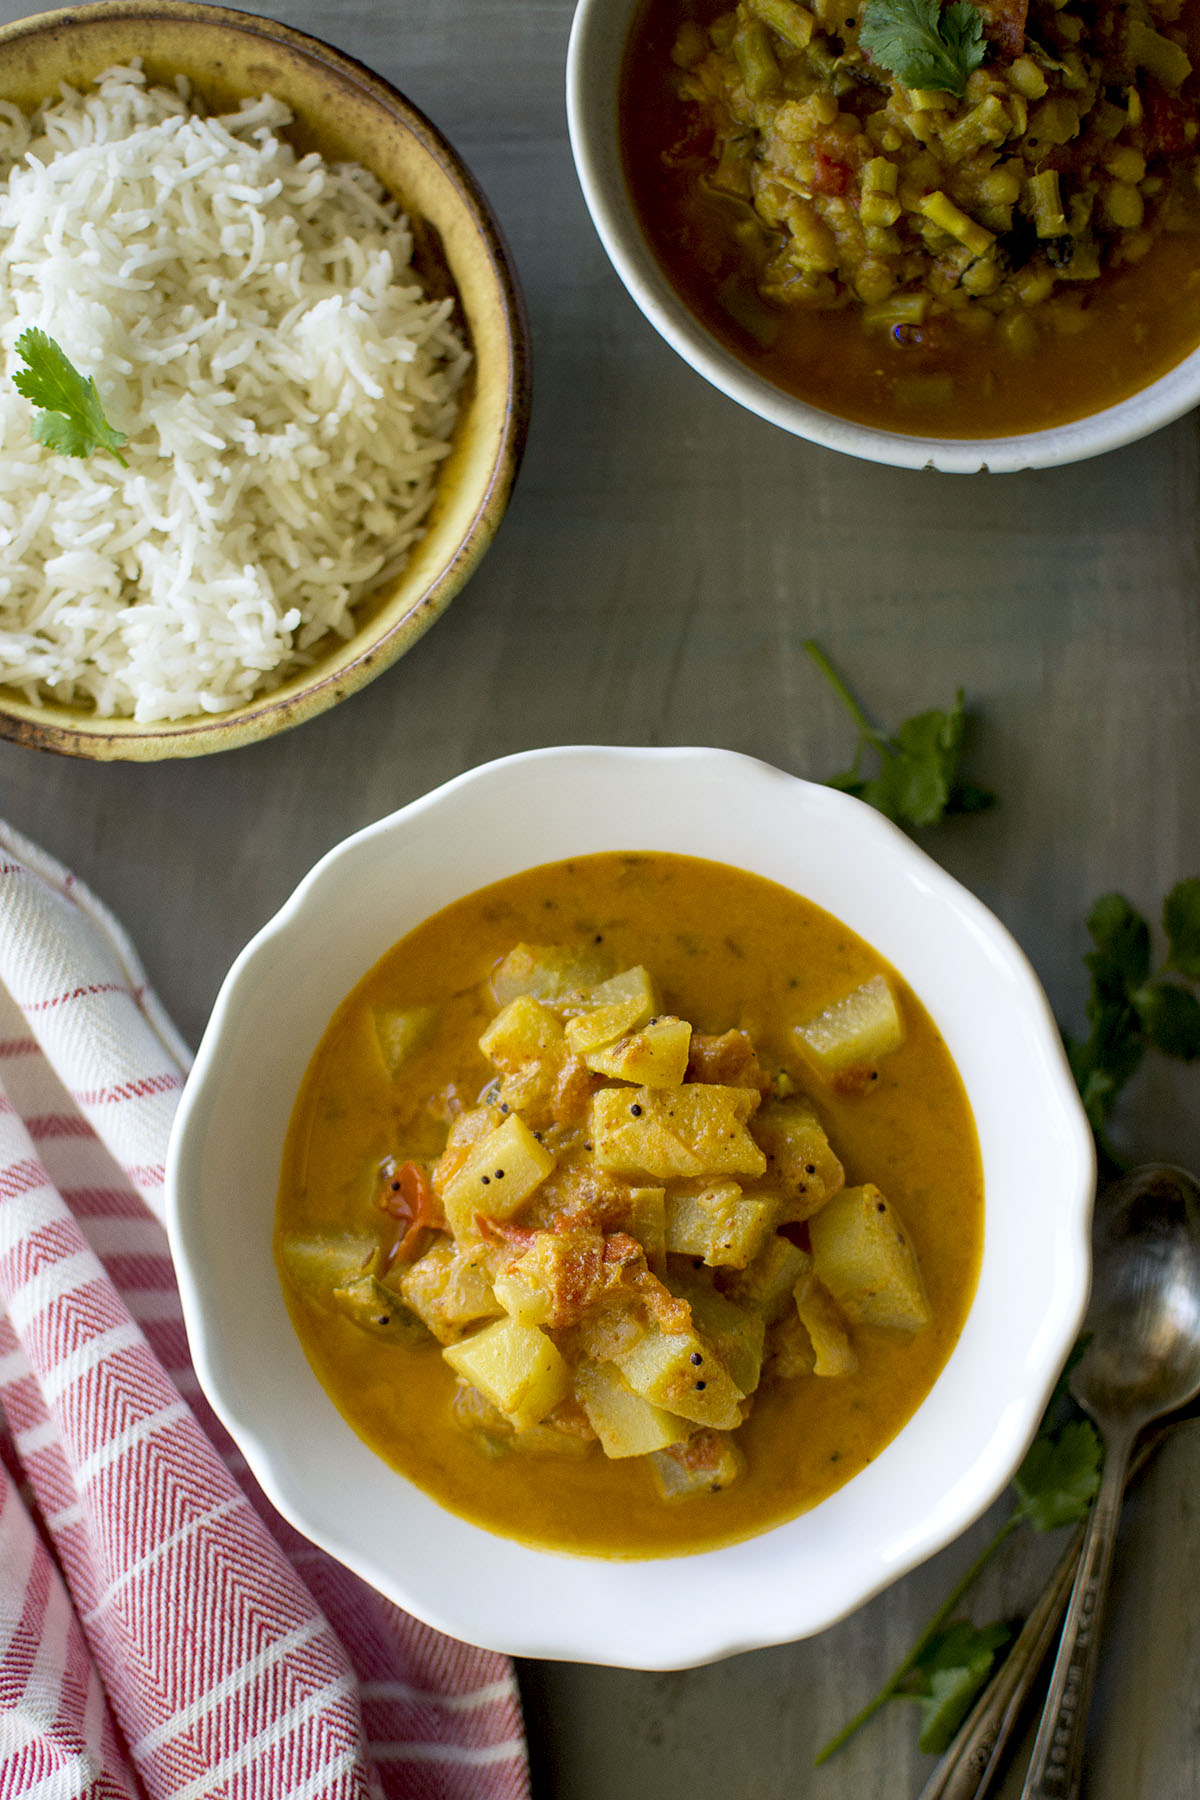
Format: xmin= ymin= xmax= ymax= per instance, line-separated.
xmin=566 ymin=0 xmax=1200 ymax=474
xmin=166 ymin=746 xmax=1093 ymax=1668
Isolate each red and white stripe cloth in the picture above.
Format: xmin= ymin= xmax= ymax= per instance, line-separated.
xmin=0 ymin=822 xmax=530 ymax=1800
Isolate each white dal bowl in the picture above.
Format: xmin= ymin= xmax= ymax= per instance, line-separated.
xmin=566 ymin=0 xmax=1200 ymax=475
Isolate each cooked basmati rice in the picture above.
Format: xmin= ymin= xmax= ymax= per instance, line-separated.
xmin=0 ymin=64 xmax=470 ymax=722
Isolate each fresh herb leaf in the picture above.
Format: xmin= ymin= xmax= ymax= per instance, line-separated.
xmin=1132 ymin=981 xmax=1200 ymax=1061
xmin=807 ymin=641 xmax=995 ymax=830
xmin=12 ymin=328 xmax=129 ymax=467
xmin=1164 ymin=878 xmax=1200 ymax=979
xmin=860 ymin=0 xmax=987 ymax=98
xmin=1012 ymin=1418 xmax=1102 ymax=1532
xmin=907 ymin=1620 xmax=1014 ymax=1754
xmin=1065 ymin=882 xmax=1200 ymax=1154
xmin=1086 ymin=893 xmax=1150 ymax=988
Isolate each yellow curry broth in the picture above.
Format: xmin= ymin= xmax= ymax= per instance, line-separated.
xmin=276 ymin=852 xmax=983 ymax=1557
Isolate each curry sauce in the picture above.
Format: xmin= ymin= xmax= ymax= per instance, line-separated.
xmin=276 ymin=853 xmax=983 ymax=1557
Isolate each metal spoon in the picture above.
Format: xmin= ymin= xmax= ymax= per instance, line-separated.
xmin=917 ymin=1394 xmax=1200 ymax=1800
xmin=1013 ymin=1163 xmax=1200 ymax=1800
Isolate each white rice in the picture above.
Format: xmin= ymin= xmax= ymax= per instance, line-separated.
xmin=0 ymin=64 xmax=470 ymax=722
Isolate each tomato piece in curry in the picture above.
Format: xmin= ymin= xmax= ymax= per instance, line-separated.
xmin=275 ymin=854 xmax=983 ymax=1558
xmin=620 ymin=0 xmax=1200 ymax=437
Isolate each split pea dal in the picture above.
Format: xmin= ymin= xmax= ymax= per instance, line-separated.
xmin=620 ymin=0 xmax=1200 ymax=435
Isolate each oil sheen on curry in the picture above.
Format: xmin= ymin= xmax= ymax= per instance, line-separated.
xmin=275 ymin=854 xmax=983 ymax=1558
xmin=621 ymin=0 xmax=1200 ymax=436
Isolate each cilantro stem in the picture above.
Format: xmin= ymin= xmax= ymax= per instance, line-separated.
xmin=803 ymin=640 xmax=892 ymax=753
xmin=813 ymin=1512 xmax=1021 ymax=1765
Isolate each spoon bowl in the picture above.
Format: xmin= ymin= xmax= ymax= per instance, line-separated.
xmin=1075 ymin=1164 xmax=1200 ymax=1426
xmin=1020 ymin=1164 xmax=1200 ymax=1800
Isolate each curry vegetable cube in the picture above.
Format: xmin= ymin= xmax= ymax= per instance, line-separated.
xmin=439 ymin=1114 xmax=556 ymax=1235
xmin=664 ymin=1182 xmax=778 ymax=1268
xmin=490 ymin=942 xmax=614 ymax=1010
xmin=509 ymin=1421 xmax=595 ymax=1459
xmin=583 ymin=1016 xmax=693 ymax=1087
xmin=441 ymin=1246 xmax=504 ymax=1326
xmin=565 ymin=966 xmax=658 ymax=1052
xmin=371 ymin=1003 xmax=438 ymax=1077
xmin=776 ymin=92 xmax=838 ymax=140
xmin=574 ymin=1298 xmax=648 ymax=1365
xmin=574 ymin=1358 xmax=693 ymax=1458
xmin=792 ymin=1250 xmax=858 ymax=1376
xmin=649 ymin=1429 xmax=746 ymax=1499
xmin=443 ymin=1318 xmax=570 ymax=1429
xmin=566 ymin=996 xmax=647 ymax=1055
xmin=624 ymin=1184 xmax=668 ymax=1272
xmin=769 ymin=1309 xmax=817 ymax=1379
xmin=492 ymin=1227 xmax=604 ymax=1329
xmin=1104 ymin=145 xmax=1147 ymax=184
xmin=726 ymin=1233 xmax=809 ymax=1322
xmin=670 ymin=1275 xmax=766 ymax=1397
xmin=752 ymin=1097 xmax=845 ymax=1220
xmin=794 ymin=974 xmax=904 ymax=1079
xmin=863 ymin=293 xmax=930 ymax=332
xmin=399 ymin=1241 xmax=467 ymax=1344
xmin=325 ymin=1272 xmax=425 ymax=1344
xmin=479 ymin=994 xmax=564 ymax=1070
xmin=589 ymin=964 xmax=660 ymax=1012
xmin=809 ymin=1183 xmax=930 ymax=1331
xmin=397 ymin=1240 xmax=503 ymax=1343
xmin=591 ymin=1084 xmax=766 ymax=1179
xmin=617 ymin=1326 xmax=744 ymax=1429
xmin=278 ymin=1229 xmax=380 ymax=1299
xmin=1028 ymin=96 xmax=1082 ymax=147
xmin=492 ymin=1267 xmax=552 ymax=1328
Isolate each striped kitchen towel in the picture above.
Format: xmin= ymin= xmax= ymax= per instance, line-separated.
xmin=0 ymin=821 xmax=530 ymax=1800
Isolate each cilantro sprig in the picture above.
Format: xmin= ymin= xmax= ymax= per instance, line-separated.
xmin=806 ymin=641 xmax=995 ymax=829
xmin=908 ymin=1619 xmax=1013 ymax=1754
xmin=1066 ymin=884 xmax=1200 ymax=1164
xmin=807 ymin=647 xmax=1199 ymax=1161
xmin=860 ymin=0 xmax=987 ymax=98
xmin=12 ymin=328 xmax=129 ymax=467
xmin=815 ymin=1368 xmax=1101 ymax=1764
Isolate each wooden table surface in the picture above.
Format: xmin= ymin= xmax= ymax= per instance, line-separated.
xmin=2 ymin=1 xmax=1198 ymax=1795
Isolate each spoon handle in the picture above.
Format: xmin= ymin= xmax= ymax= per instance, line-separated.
xmin=917 ymin=1414 xmax=1188 ymax=1800
xmin=915 ymin=1528 xmax=1081 ymax=1800
xmin=1017 ymin=1432 xmax=1133 ymax=1800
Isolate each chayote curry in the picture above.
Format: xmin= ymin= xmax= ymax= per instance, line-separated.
xmin=275 ymin=853 xmax=983 ymax=1557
